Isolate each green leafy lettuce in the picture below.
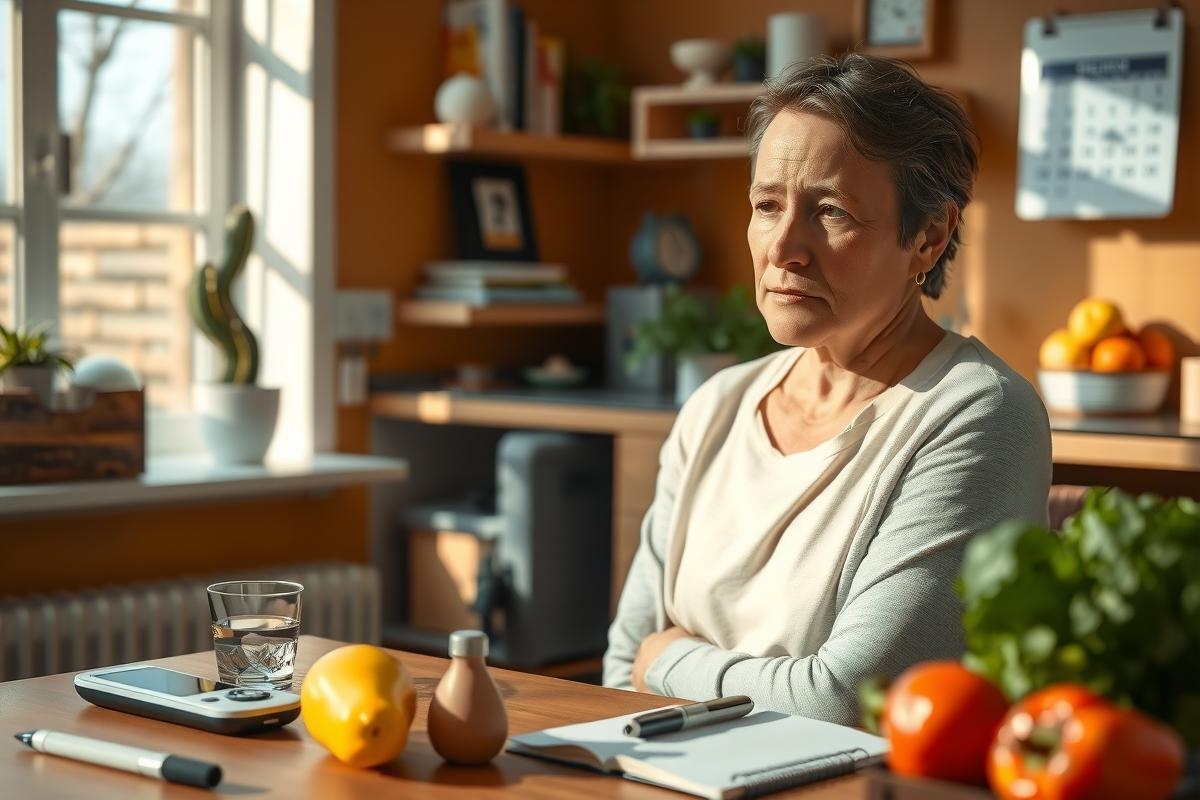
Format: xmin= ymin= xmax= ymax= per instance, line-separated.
xmin=958 ymin=487 xmax=1200 ymax=744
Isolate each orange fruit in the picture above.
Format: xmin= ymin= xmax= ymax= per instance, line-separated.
xmin=1091 ymin=336 xmax=1146 ymax=372
xmin=1068 ymin=298 xmax=1126 ymax=347
xmin=1039 ymin=329 xmax=1090 ymax=370
xmin=1137 ymin=327 xmax=1176 ymax=370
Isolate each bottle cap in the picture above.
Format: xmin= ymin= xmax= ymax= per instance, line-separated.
xmin=448 ymin=629 xmax=489 ymax=659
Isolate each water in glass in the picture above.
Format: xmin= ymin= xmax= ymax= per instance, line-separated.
xmin=212 ymin=614 xmax=300 ymax=689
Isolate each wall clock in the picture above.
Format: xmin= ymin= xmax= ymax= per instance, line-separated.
xmin=855 ymin=0 xmax=938 ymax=61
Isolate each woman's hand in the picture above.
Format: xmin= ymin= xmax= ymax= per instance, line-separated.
xmin=632 ymin=626 xmax=700 ymax=692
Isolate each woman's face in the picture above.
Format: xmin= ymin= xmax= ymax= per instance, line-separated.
xmin=747 ymin=109 xmax=926 ymax=352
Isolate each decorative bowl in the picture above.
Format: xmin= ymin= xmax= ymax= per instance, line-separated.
xmin=1038 ymin=370 xmax=1170 ymax=415
xmin=669 ymin=39 xmax=729 ymax=88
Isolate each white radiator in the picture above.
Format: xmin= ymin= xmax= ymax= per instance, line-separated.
xmin=0 ymin=562 xmax=381 ymax=681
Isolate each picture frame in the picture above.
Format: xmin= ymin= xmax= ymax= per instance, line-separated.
xmin=853 ymin=0 xmax=938 ymax=61
xmin=446 ymin=160 xmax=539 ymax=262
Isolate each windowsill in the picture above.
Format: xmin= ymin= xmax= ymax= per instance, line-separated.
xmin=0 ymin=453 xmax=408 ymax=518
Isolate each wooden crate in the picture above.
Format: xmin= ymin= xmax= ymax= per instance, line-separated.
xmin=0 ymin=389 xmax=144 ymax=484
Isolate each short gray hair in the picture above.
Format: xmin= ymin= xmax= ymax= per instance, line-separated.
xmin=745 ymin=54 xmax=978 ymax=300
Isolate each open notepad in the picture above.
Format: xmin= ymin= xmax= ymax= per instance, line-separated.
xmin=507 ymin=708 xmax=888 ymax=799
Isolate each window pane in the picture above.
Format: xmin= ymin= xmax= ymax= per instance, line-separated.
xmin=58 ymin=11 xmax=198 ymax=212
xmin=60 ymin=222 xmax=194 ymax=411
xmin=73 ymin=1 xmax=208 ymax=15
xmin=0 ymin=0 xmax=12 ymax=204
xmin=0 ymin=221 xmax=12 ymax=327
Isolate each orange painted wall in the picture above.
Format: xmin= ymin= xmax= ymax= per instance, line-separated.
xmin=0 ymin=489 xmax=367 ymax=596
xmin=337 ymin=0 xmax=1200 ymax=431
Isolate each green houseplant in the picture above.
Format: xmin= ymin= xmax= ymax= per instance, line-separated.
xmin=627 ymin=285 xmax=778 ymax=403
xmin=0 ymin=322 xmax=75 ymax=406
xmin=731 ymin=37 xmax=766 ymax=82
xmin=186 ymin=204 xmax=278 ymax=464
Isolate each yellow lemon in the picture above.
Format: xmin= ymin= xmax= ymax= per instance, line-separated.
xmin=1067 ymin=298 xmax=1125 ymax=347
xmin=302 ymin=644 xmax=417 ymax=768
xmin=1038 ymin=329 xmax=1090 ymax=370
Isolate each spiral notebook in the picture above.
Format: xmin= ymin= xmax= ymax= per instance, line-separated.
xmin=507 ymin=708 xmax=888 ymax=799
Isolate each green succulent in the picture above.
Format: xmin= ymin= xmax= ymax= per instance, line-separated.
xmin=186 ymin=204 xmax=259 ymax=383
xmin=0 ymin=321 xmax=74 ymax=375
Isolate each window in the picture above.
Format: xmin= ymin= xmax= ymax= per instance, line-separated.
xmin=5 ymin=0 xmax=227 ymax=414
xmin=3 ymin=0 xmax=332 ymax=459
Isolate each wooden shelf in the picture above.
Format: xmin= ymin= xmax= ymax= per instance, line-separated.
xmin=387 ymin=124 xmax=631 ymax=164
xmin=395 ymin=300 xmax=605 ymax=327
xmin=636 ymin=137 xmax=748 ymax=160
xmin=631 ymin=83 xmax=762 ymax=161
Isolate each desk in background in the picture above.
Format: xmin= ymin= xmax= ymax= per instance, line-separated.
xmin=1 ymin=635 xmax=862 ymax=799
xmin=370 ymin=385 xmax=1200 ymax=609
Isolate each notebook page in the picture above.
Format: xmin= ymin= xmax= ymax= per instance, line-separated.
xmin=509 ymin=709 xmax=888 ymax=794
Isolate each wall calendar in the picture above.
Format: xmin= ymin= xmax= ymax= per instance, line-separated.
xmin=1016 ymin=7 xmax=1184 ymax=220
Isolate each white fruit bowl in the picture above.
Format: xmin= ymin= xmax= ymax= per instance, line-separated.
xmin=1038 ymin=370 xmax=1170 ymax=415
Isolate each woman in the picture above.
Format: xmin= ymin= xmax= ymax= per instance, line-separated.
xmin=603 ymin=54 xmax=1051 ymax=725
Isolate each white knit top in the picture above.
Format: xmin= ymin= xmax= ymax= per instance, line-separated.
xmin=603 ymin=332 xmax=1052 ymax=725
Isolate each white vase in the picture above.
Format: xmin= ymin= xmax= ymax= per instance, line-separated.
xmin=434 ymin=73 xmax=497 ymax=126
xmin=675 ymin=353 xmax=738 ymax=405
xmin=766 ymin=12 xmax=826 ymax=81
xmin=192 ymin=383 xmax=280 ymax=465
xmin=2 ymin=365 xmax=56 ymax=407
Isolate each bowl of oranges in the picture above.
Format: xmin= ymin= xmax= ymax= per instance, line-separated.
xmin=1038 ymin=298 xmax=1174 ymax=415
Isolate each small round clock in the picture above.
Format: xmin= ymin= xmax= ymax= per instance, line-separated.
xmin=629 ymin=213 xmax=701 ymax=284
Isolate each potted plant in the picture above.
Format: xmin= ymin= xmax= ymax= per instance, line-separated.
xmin=687 ymin=109 xmax=720 ymax=139
xmin=627 ymin=285 xmax=779 ymax=404
xmin=0 ymin=322 xmax=75 ymax=407
xmin=187 ymin=204 xmax=279 ymax=465
xmin=731 ymin=37 xmax=767 ymax=82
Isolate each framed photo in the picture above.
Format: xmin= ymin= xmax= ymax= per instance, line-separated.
xmin=854 ymin=0 xmax=938 ymax=61
xmin=446 ymin=161 xmax=539 ymax=262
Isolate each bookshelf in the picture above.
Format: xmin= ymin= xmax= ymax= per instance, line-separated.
xmin=388 ymin=124 xmax=631 ymax=164
xmin=395 ymin=300 xmax=606 ymax=327
xmin=631 ymin=83 xmax=761 ymax=160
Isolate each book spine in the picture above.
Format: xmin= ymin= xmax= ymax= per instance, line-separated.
xmin=523 ymin=18 xmax=540 ymax=134
xmin=733 ymin=748 xmax=871 ymax=798
xmin=443 ymin=0 xmax=486 ymax=79
xmin=508 ymin=5 xmax=526 ymax=130
xmin=536 ymin=36 xmax=564 ymax=136
xmin=485 ymin=0 xmax=512 ymax=131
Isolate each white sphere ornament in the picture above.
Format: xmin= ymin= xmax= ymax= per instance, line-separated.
xmin=71 ymin=356 xmax=141 ymax=392
xmin=434 ymin=73 xmax=497 ymax=126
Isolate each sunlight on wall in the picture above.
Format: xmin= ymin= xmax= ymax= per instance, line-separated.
xmin=1090 ymin=232 xmax=1200 ymax=347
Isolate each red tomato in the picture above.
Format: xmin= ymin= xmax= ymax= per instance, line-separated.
xmin=883 ymin=661 xmax=1010 ymax=784
xmin=989 ymin=684 xmax=1185 ymax=800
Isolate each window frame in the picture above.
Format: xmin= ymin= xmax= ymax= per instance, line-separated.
xmin=14 ymin=0 xmax=233 ymax=450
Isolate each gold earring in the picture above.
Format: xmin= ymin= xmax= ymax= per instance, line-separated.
xmin=915 ymin=271 xmax=927 ymax=287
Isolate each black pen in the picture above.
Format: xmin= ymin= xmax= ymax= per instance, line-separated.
xmin=15 ymin=730 xmax=222 ymax=789
xmin=623 ymin=696 xmax=754 ymax=738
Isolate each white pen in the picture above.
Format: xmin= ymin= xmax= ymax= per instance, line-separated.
xmin=15 ymin=730 xmax=222 ymax=789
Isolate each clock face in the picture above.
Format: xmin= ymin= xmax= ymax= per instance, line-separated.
xmin=868 ymin=0 xmax=927 ymax=46
xmin=656 ymin=224 xmax=700 ymax=279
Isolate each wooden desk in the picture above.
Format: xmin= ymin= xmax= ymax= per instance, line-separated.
xmin=2 ymin=636 xmax=862 ymax=799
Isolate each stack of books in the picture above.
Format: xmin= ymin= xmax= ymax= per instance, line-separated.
xmin=443 ymin=0 xmax=564 ymax=135
xmin=414 ymin=261 xmax=582 ymax=307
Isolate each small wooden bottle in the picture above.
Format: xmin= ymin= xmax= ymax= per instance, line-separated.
xmin=427 ymin=630 xmax=509 ymax=765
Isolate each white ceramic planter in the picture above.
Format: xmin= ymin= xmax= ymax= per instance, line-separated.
xmin=675 ymin=352 xmax=738 ymax=405
xmin=2 ymin=365 xmax=56 ymax=407
xmin=192 ymin=383 xmax=280 ymax=465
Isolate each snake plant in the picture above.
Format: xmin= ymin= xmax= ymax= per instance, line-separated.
xmin=187 ymin=204 xmax=259 ymax=383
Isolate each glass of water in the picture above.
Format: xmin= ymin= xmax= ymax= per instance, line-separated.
xmin=207 ymin=580 xmax=303 ymax=689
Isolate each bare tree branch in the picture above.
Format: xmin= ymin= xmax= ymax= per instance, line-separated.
xmin=79 ymin=73 xmax=171 ymax=204
xmin=68 ymin=0 xmax=145 ymax=201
